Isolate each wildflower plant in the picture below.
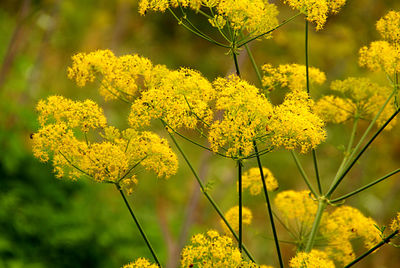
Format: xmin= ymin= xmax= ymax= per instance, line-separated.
xmin=30 ymin=1 xmax=400 ymax=267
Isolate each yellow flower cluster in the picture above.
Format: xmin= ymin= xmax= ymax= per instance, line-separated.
xmin=274 ymin=191 xmax=382 ymax=265
xmin=283 ymin=0 xmax=346 ymax=30
xmin=320 ymin=206 xmax=381 ymax=265
xmin=390 ymin=212 xmax=400 ymax=232
xmin=376 ymin=10 xmax=400 ymax=44
xmin=261 ymin=64 xmax=326 ymax=92
xmin=138 ymin=0 xmax=279 ymax=39
xmin=359 ymin=40 xmax=400 ymax=75
xmin=268 ymin=91 xmax=327 ymax=153
xmin=315 ymin=77 xmax=397 ymax=129
xmin=220 ymin=206 xmax=252 ymax=235
xmin=129 ymin=67 xmax=215 ymax=130
xmin=274 ymin=190 xmax=318 ymax=235
xmin=359 ymin=11 xmax=400 ymax=76
xmin=208 ymin=75 xmax=273 ymax=158
xmin=122 ymin=258 xmax=158 ymax=268
xmin=68 ymin=50 xmax=153 ymax=102
xmin=241 ymin=167 xmax=278 ymax=195
xmin=289 ymin=250 xmax=334 ymax=268
xmin=180 ymin=230 xmax=257 ymax=268
xmin=215 ymin=0 xmax=279 ymax=38
xmin=32 ymin=96 xmax=178 ymax=193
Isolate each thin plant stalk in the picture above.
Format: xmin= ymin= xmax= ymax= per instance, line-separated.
xmin=304 ymin=199 xmax=327 ymax=252
xmin=115 ymin=184 xmax=161 ymax=267
xmin=254 ymin=141 xmax=284 ymax=268
xmin=331 ymin=168 xmax=400 ymax=203
xmin=326 ymin=108 xmax=400 ymax=197
xmin=290 ymin=151 xmax=318 ymax=198
xmin=238 ymin=159 xmax=243 ymax=252
xmin=343 ymin=230 xmax=399 ymax=268
xmin=163 ymin=121 xmax=256 ymax=262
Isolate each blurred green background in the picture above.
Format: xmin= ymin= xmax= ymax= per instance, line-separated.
xmin=0 ymin=0 xmax=399 ymax=267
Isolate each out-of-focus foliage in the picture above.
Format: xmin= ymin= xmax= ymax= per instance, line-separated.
xmin=1 ymin=0 xmax=400 ymax=267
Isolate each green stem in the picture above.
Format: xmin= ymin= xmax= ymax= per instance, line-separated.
xmin=343 ymin=230 xmax=399 ymax=268
xmin=304 ymin=199 xmax=327 ymax=252
xmin=167 ymin=8 xmax=229 ymax=48
xmin=116 ymin=184 xmax=161 ymax=267
xmin=305 ymin=19 xmax=310 ymax=94
xmin=233 ymin=49 xmax=240 ymax=76
xmin=326 ymin=108 xmax=400 ymax=197
xmin=238 ymin=13 xmax=301 ymax=47
xmin=331 ymin=168 xmax=400 ymax=203
xmin=238 ymin=159 xmax=243 ymax=252
xmin=334 ymin=117 xmax=359 ymax=179
xmin=290 ymin=151 xmax=318 ymax=198
xmin=254 ymin=141 xmax=284 ymax=268
xmin=163 ymin=122 xmax=256 ymax=262
xmin=312 ymin=149 xmax=322 ymax=195
xmin=327 ymin=89 xmax=398 ymax=197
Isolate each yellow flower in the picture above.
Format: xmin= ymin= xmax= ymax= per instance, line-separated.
xmin=274 ymin=190 xmax=318 ymax=235
xmin=208 ymin=75 xmax=274 ymax=158
xmin=289 ymin=250 xmax=335 ymax=268
xmin=32 ymin=96 xmax=178 ymax=191
xmin=129 ymin=67 xmax=215 ymax=130
xmin=180 ymin=230 xmax=256 ymax=268
xmin=220 ymin=206 xmax=252 ymax=235
xmin=283 ymin=0 xmax=346 ymax=30
xmin=122 ymin=257 xmax=158 ymax=268
xmin=390 ymin=212 xmax=400 ymax=232
xmin=359 ymin=40 xmax=400 ymax=75
xmin=315 ymin=77 xmax=397 ymax=129
xmin=376 ymin=10 xmax=400 ymax=44
xmin=268 ymin=90 xmax=327 ymax=153
xmin=262 ymin=63 xmax=326 ymax=92
xmin=241 ymin=167 xmax=278 ymax=195
xmin=320 ymin=206 xmax=381 ymax=265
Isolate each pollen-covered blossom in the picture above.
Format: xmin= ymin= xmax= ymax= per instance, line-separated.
xmin=208 ymin=75 xmax=273 ymax=158
xmin=220 ymin=206 xmax=252 ymax=235
xmin=283 ymin=0 xmax=346 ymax=30
xmin=268 ymin=90 xmax=327 ymax=153
xmin=315 ymin=77 xmax=397 ymax=129
xmin=180 ymin=230 xmax=257 ymax=268
xmin=121 ymin=258 xmax=158 ymax=268
xmin=261 ymin=64 xmax=326 ymax=92
xmin=289 ymin=250 xmax=335 ymax=268
xmin=68 ymin=50 xmax=154 ymax=102
xmin=32 ymin=96 xmax=178 ymax=193
xmin=320 ymin=206 xmax=381 ymax=265
xmin=139 ymin=0 xmax=279 ymax=39
xmin=359 ymin=40 xmax=400 ymax=75
xmin=376 ymin=11 xmax=400 ymax=44
xmin=129 ymin=67 xmax=215 ymax=130
xmin=241 ymin=167 xmax=278 ymax=195
xmin=274 ymin=190 xmax=318 ymax=234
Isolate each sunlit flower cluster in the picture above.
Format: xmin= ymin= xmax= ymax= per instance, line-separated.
xmin=268 ymin=90 xmax=327 ymax=153
xmin=261 ymin=63 xmax=326 ymax=92
xmin=315 ymin=77 xmax=397 ymax=129
xmin=129 ymin=67 xmax=215 ymax=130
xmin=220 ymin=206 xmax=252 ymax=235
xmin=180 ymin=230 xmax=257 ymax=268
xmin=390 ymin=212 xmax=400 ymax=232
xmin=68 ymin=50 xmax=154 ymax=102
xmin=241 ymin=167 xmax=278 ymax=195
xmin=289 ymin=250 xmax=335 ymax=268
xmin=208 ymin=75 xmax=273 ymax=157
xmin=283 ymin=0 xmax=346 ymax=30
xmin=320 ymin=206 xmax=381 ymax=265
xmin=359 ymin=11 xmax=400 ymax=76
xmin=138 ymin=0 xmax=279 ymax=39
xmin=122 ymin=258 xmax=158 ymax=268
xmin=32 ymin=96 xmax=178 ymax=193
